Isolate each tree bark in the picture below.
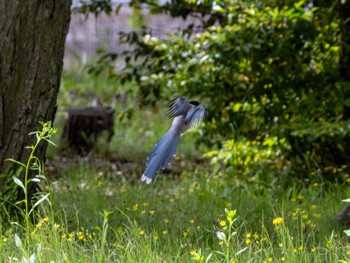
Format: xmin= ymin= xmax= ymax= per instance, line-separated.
xmin=339 ymin=0 xmax=350 ymax=81
xmin=0 ymin=1 xmax=71 ymax=200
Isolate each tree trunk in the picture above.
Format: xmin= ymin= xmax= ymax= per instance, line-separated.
xmin=339 ymin=0 xmax=350 ymax=81
xmin=0 ymin=1 xmax=71 ymax=208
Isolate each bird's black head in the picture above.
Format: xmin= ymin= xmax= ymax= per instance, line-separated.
xmin=189 ymin=101 xmax=201 ymax=106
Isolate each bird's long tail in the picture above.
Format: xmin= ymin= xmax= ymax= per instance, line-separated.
xmin=141 ymin=131 xmax=180 ymax=184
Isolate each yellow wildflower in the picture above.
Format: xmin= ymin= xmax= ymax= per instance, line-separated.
xmin=77 ymin=231 xmax=84 ymax=240
xmin=273 ymin=217 xmax=283 ymax=225
xmin=312 ymin=213 xmax=321 ymax=219
xmin=68 ymin=233 xmax=74 ymax=241
xmin=139 ymin=230 xmax=145 ymax=235
xmin=219 ymin=220 xmax=227 ymax=229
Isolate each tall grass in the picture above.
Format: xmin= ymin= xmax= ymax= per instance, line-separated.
xmin=1 ymin=162 xmax=350 ymax=262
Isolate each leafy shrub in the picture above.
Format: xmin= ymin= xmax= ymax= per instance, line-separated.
xmin=84 ymin=0 xmax=350 ymax=179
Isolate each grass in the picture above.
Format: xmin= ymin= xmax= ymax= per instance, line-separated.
xmin=1 ymin=165 xmax=350 ymax=262
xmin=1 ymin=69 xmax=350 ymax=262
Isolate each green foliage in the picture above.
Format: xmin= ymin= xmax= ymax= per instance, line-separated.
xmin=204 ymin=135 xmax=293 ymax=186
xmin=5 ymin=122 xmax=56 ymax=249
xmin=85 ymin=0 xmax=350 ymax=179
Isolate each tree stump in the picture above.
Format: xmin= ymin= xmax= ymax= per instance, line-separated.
xmin=62 ymin=106 xmax=115 ymax=155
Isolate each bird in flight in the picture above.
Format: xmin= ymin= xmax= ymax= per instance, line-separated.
xmin=141 ymin=96 xmax=205 ymax=184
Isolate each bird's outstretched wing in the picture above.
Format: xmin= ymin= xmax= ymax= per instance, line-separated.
xmin=165 ymin=96 xmax=190 ymax=118
xmin=184 ymin=105 xmax=205 ymax=130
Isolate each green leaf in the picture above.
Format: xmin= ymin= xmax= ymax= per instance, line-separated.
xmin=216 ymin=231 xmax=226 ymax=241
xmin=6 ymin=158 xmax=26 ymax=168
xmin=29 ymin=193 xmax=50 ymax=215
xmin=13 ymin=177 xmax=25 ymax=192
xmin=29 ymin=178 xmax=41 ymax=183
xmin=14 ymin=234 xmax=23 ymax=249
xmin=344 ymin=229 xmax=350 ymax=237
xmin=236 ymin=247 xmax=248 ymax=255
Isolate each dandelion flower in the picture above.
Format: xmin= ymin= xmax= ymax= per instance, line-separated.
xmin=139 ymin=230 xmax=145 ymax=235
xmin=77 ymin=232 xmax=84 ymax=240
xmin=68 ymin=233 xmax=74 ymax=241
xmin=272 ymin=217 xmax=283 ymax=225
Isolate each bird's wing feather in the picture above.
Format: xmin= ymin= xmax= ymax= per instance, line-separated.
xmin=185 ymin=106 xmax=205 ymax=130
xmin=166 ymin=96 xmax=190 ymax=118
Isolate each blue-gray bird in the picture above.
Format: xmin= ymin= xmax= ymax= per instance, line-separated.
xmin=141 ymin=96 xmax=205 ymax=184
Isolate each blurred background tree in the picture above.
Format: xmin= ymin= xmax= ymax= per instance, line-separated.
xmin=80 ymin=0 xmax=350 ymax=181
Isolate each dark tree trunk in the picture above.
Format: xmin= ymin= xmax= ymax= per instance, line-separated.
xmin=339 ymin=0 xmax=350 ymax=81
xmin=0 ymin=1 xmax=71 ymax=207
xmin=338 ymin=0 xmax=350 ymax=120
